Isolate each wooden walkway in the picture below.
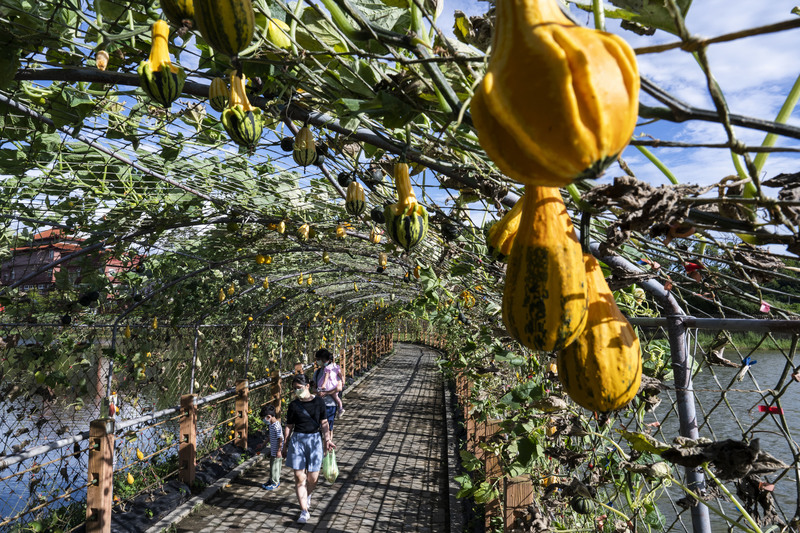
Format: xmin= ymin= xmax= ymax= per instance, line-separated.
xmin=174 ymin=344 xmax=449 ymax=532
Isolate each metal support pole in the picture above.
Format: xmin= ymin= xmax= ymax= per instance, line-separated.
xmin=591 ymin=243 xmax=711 ymax=533
xmin=244 ymin=324 xmax=252 ymax=378
xmin=305 ymin=326 xmax=309 ymax=364
xmin=667 ymin=316 xmax=711 ymax=533
xmin=104 ymin=326 xmax=117 ymax=415
xmin=189 ymin=325 xmax=199 ymax=395
xmin=279 ymin=324 xmax=284 ymax=373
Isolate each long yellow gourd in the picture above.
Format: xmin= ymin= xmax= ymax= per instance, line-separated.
xmin=557 ymin=255 xmax=642 ymax=412
xmin=502 ymin=187 xmax=587 ymax=352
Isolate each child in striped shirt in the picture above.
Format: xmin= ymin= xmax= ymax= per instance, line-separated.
xmin=260 ymin=404 xmax=284 ymax=490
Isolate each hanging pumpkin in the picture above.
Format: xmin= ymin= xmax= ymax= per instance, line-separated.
xmin=293 ymin=126 xmax=317 ymax=167
xmin=96 ymin=50 xmax=109 ymax=71
xmin=222 ymin=71 xmax=263 ymax=149
xmin=193 ymin=0 xmax=255 ymax=58
xmin=557 ymin=254 xmax=642 ymax=412
xmin=208 ymin=77 xmax=228 ymax=112
xmin=502 ymin=187 xmax=588 ymax=352
xmin=297 ymin=223 xmax=311 ymax=241
xmin=161 ymin=0 xmax=194 ymax=28
xmin=471 ymin=0 xmax=639 ymax=187
xmin=384 ymin=163 xmax=429 ymax=252
xmin=137 ymin=20 xmax=186 ymax=108
xmin=486 ymin=199 xmax=523 ymax=261
xmin=345 ymin=181 xmax=367 ymax=216
xmin=369 ymin=227 xmax=382 ymax=244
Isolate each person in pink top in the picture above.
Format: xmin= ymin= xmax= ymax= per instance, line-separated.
xmin=313 ymin=349 xmax=344 ymax=436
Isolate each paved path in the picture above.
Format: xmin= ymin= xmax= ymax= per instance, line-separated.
xmin=175 ymin=344 xmax=448 ymax=532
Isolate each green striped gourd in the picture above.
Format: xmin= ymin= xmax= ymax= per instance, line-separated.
xmin=161 ymin=0 xmax=194 ymax=27
xmin=293 ymin=126 xmax=317 ymax=167
xmin=208 ymin=77 xmax=228 ymax=112
xmin=384 ymin=162 xmax=429 ymax=252
xmin=193 ymin=0 xmax=255 ymax=57
xmin=221 ymin=72 xmax=263 ymax=149
xmin=137 ymin=20 xmax=186 ymax=108
xmin=345 ymin=181 xmax=366 ymax=216
xmin=557 ymin=254 xmax=642 ymax=412
xmin=502 ymin=186 xmax=587 ymax=352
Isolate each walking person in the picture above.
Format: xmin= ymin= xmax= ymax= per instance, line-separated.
xmin=283 ymin=373 xmax=335 ymax=524
xmin=260 ymin=404 xmax=283 ymax=490
xmin=313 ymin=349 xmax=344 ymax=437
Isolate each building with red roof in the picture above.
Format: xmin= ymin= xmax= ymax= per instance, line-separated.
xmin=0 ymin=229 xmax=142 ymax=294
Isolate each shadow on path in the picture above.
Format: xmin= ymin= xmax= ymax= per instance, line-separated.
xmin=174 ymin=343 xmax=448 ymax=533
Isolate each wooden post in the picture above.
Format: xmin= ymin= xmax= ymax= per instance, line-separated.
xmin=179 ymin=394 xmax=197 ymax=485
xmin=340 ymin=348 xmax=347 ymax=391
xmin=235 ymin=380 xmax=249 ymax=449
xmin=482 ymin=419 xmax=503 ymax=529
xmin=347 ymin=347 xmax=354 ymax=379
xmin=270 ymin=371 xmax=283 ymax=416
xmin=504 ymin=476 xmax=534 ymax=531
xmin=86 ymin=418 xmax=114 ymax=533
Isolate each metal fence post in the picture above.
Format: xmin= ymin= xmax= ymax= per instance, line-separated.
xmin=667 ymin=316 xmax=711 ymax=533
xmin=244 ymin=324 xmax=252 ymax=378
xmin=279 ymin=323 xmax=284 ymax=372
xmin=189 ymin=325 xmax=199 ymax=395
xmin=593 ymin=244 xmax=711 ymax=533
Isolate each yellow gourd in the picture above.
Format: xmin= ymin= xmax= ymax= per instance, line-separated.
xmin=298 ymin=223 xmax=311 ymax=241
xmin=486 ymin=199 xmax=523 ymax=261
xmin=557 ymin=255 xmax=642 ymax=412
xmin=502 ymin=187 xmax=587 ymax=352
xmin=471 ymin=0 xmax=639 ymax=187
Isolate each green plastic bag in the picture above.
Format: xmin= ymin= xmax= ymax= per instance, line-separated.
xmin=322 ymin=449 xmax=339 ymax=483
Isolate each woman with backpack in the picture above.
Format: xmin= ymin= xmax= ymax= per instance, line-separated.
xmin=283 ymin=373 xmax=336 ymax=524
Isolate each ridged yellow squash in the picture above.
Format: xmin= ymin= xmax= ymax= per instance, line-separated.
xmin=502 ymin=187 xmax=587 ymax=352
xmin=557 ymin=255 xmax=642 ymax=412
xmin=471 ymin=0 xmax=639 ymax=187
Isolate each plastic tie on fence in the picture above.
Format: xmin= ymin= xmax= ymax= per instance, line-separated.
xmin=758 ymin=405 xmax=783 ymax=414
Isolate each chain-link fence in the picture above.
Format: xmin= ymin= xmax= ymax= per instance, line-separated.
xmin=0 ymin=320 xmax=367 ymax=532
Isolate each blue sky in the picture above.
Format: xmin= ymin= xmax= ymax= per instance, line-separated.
xmin=440 ymin=0 xmax=800 ymax=188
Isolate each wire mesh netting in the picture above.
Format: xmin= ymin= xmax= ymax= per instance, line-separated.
xmin=2 ymin=0 xmax=800 ymax=531
xmin=0 ymin=320 xmax=365 ymax=531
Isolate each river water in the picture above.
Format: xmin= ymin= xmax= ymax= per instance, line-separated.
xmin=0 ymin=388 xmax=237 ymax=528
xmin=656 ymin=350 xmax=800 ymax=531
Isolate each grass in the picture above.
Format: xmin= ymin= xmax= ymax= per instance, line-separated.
xmin=694 ymin=330 xmax=797 ymax=352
